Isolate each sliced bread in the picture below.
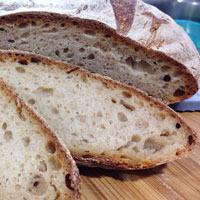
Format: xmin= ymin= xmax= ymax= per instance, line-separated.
xmin=0 ymin=50 xmax=197 ymax=170
xmin=0 ymin=78 xmax=81 ymax=199
xmin=0 ymin=9 xmax=199 ymax=104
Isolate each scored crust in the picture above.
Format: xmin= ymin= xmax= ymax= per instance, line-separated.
xmin=0 ymin=10 xmax=199 ymax=104
xmin=0 ymin=49 xmax=197 ymax=170
xmin=0 ymin=77 xmax=81 ymax=199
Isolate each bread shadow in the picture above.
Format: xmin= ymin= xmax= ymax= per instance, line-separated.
xmin=79 ymin=164 xmax=166 ymax=182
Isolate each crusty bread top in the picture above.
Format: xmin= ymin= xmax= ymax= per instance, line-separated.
xmin=0 ymin=49 xmax=197 ymax=170
xmin=0 ymin=78 xmax=81 ymax=199
xmin=0 ymin=0 xmax=199 ymax=83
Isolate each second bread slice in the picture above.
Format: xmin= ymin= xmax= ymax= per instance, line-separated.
xmin=0 ymin=50 xmax=196 ymax=170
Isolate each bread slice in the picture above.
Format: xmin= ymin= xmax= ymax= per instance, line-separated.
xmin=0 ymin=78 xmax=81 ymax=199
xmin=0 ymin=9 xmax=199 ymax=104
xmin=0 ymin=50 xmax=196 ymax=170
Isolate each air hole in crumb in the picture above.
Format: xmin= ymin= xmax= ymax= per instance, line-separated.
xmin=84 ymin=30 xmax=96 ymax=35
xmin=21 ymin=32 xmax=30 ymax=38
xmin=31 ymin=57 xmax=41 ymax=63
xmin=120 ymin=155 xmax=130 ymax=160
xmin=112 ymin=42 xmax=118 ymax=47
xmin=15 ymin=184 xmax=21 ymax=191
xmin=139 ymin=60 xmax=154 ymax=74
xmin=42 ymin=23 xmax=50 ymax=28
xmin=125 ymin=56 xmax=136 ymax=67
xmin=143 ymin=138 xmax=164 ymax=153
xmin=172 ymin=131 xmax=177 ymax=136
xmin=18 ymin=59 xmax=28 ymax=65
xmin=109 ymin=120 xmax=113 ymax=124
xmin=55 ymin=50 xmax=60 ymax=56
xmin=65 ymin=174 xmax=74 ymax=191
xmin=80 ymin=73 xmax=87 ymax=82
xmin=157 ymin=113 xmax=166 ymax=121
xmin=93 ymin=41 xmax=108 ymax=51
xmin=100 ymin=124 xmax=106 ymax=129
xmin=4 ymin=131 xmax=13 ymax=142
xmin=174 ymin=89 xmax=185 ymax=97
xmin=122 ymin=91 xmax=132 ymax=98
xmin=48 ymin=157 xmax=61 ymax=170
xmin=87 ymin=54 xmax=95 ymax=60
xmin=133 ymin=146 xmax=140 ymax=153
xmin=120 ymin=100 xmax=135 ymax=111
xmin=97 ymin=111 xmax=103 ymax=117
xmin=8 ymin=39 xmax=15 ymax=43
xmin=33 ymin=87 xmax=54 ymax=97
xmin=67 ymin=53 xmax=74 ymax=58
xmin=23 ymin=137 xmax=30 ymax=147
xmin=28 ymin=99 xmax=36 ymax=105
xmin=83 ymin=139 xmax=89 ymax=143
xmin=132 ymin=135 xmax=141 ymax=142
xmin=28 ymin=175 xmax=47 ymax=196
xmin=176 ymin=123 xmax=181 ymax=129
xmin=2 ymin=122 xmax=7 ymax=130
xmin=18 ymin=22 xmax=28 ymax=28
xmin=188 ymin=135 xmax=194 ymax=145
xmin=38 ymin=161 xmax=47 ymax=172
xmin=118 ymin=112 xmax=128 ymax=122
xmin=173 ymin=71 xmax=182 ymax=77
xmin=52 ymin=107 xmax=59 ymax=114
xmin=63 ymin=47 xmax=69 ymax=53
xmin=136 ymin=101 xmax=144 ymax=107
xmin=46 ymin=141 xmax=56 ymax=154
xmin=111 ymin=98 xmax=117 ymax=103
xmin=163 ymin=75 xmax=171 ymax=82
xmin=133 ymin=146 xmax=139 ymax=152
xmin=160 ymin=130 xmax=170 ymax=137
xmin=104 ymin=34 xmax=110 ymax=38
xmin=47 ymin=27 xmax=57 ymax=32
xmin=161 ymin=65 xmax=171 ymax=72
xmin=79 ymin=48 xmax=85 ymax=52
xmin=135 ymin=119 xmax=149 ymax=130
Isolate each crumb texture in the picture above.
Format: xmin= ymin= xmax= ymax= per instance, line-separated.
xmin=0 ymin=53 xmax=194 ymax=169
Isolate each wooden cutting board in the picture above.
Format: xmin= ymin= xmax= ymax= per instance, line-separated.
xmin=80 ymin=112 xmax=200 ymax=200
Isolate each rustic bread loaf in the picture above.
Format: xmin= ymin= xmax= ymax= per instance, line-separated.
xmin=0 ymin=78 xmax=81 ymax=199
xmin=0 ymin=6 xmax=199 ymax=104
xmin=0 ymin=50 xmax=196 ymax=170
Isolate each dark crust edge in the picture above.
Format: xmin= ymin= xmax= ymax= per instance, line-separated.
xmin=0 ymin=78 xmax=81 ymax=199
xmin=0 ymin=49 xmax=197 ymax=170
xmin=0 ymin=11 xmax=199 ymax=104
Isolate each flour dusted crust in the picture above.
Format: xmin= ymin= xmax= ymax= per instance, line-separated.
xmin=0 ymin=49 xmax=197 ymax=170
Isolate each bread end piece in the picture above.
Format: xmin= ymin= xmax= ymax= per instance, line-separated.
xmin=0 ymin=78 xmax=81 ymax=199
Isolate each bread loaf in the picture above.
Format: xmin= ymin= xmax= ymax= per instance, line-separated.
xmin=0 ymin=50 xmax=196 ymax=170
xmin=0 ymin=78 xmax=81 ymax=199
xmin=0 ymin=5 xmax=199 ymax=104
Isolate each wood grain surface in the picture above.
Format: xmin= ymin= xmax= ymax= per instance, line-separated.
xmin=80 ymin=112 xmax=200 ymax=200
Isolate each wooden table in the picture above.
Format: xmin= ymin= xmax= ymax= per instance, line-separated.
xmin=80 ymin=112 xmax=200 ymax=200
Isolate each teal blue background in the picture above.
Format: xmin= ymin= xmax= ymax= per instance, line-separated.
xmin=175 ymin=20 xmax=200 ymax=53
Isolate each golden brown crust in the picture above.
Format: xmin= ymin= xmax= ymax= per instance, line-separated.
xmin=0 ymin=11 xmax=198 ymax=104
xmin=0 ymin=49 xmax=197 ymax=170
xmin=0 ymin=77 xmax=81 ymax=199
